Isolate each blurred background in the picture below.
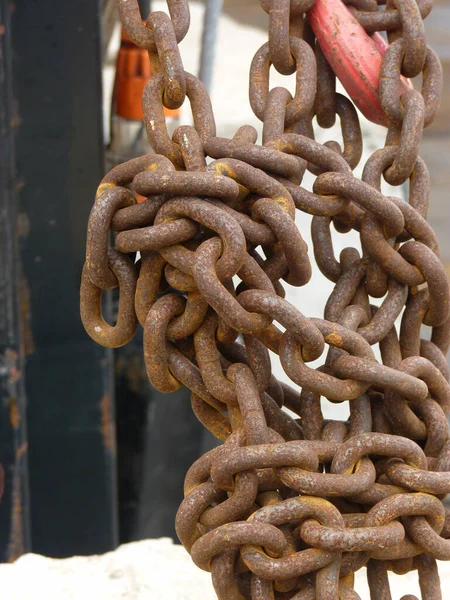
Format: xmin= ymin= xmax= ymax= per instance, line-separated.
xmin=0 ymin=0 xmax=448 ymax=561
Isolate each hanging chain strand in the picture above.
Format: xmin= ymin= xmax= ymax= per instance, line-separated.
xmin=80 ymin=0 xmax=449 ymax=597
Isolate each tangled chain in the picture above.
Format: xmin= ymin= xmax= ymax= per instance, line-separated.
xmin=80 ymin=0 xmax=450 ymax=597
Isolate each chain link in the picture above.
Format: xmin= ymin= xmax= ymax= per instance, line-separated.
xmin=81 ymin=0 xmax=449 ymax=597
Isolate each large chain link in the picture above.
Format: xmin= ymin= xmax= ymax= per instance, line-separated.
xmin=81 ymin=0 xmax=450 ymax=597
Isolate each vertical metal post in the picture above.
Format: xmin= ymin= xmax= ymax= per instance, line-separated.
xmin=199 ymin=0 xmax=224 ymax=93
xmin=138 ymin=0 xmax=152 ymax=18
xmin=0 ymin=0 xmax=32 ymax=562
xmin=11 ymin=0 xmax=118 ymax=557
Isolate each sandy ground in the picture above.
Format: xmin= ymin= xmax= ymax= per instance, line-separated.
xmin=1 ymin=538 xmax=449 ymax=600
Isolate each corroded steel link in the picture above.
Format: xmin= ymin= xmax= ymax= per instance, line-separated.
xmin=332 ymin=94 xmax=363 ymax=170
xmin=164 ymin=263 xmax=196 ymax=291
xmin=260 ymin=0 xmax=317 ymax=16
xmin=167 ymin=292 xmax=209 ymax=339
xmin=398 ymin=242 xmax=450 ymax=326
xmin=197 ymin=469 xmax=260 ymax=530
xmin=227 ymin=363 xmax=272 ymax=443
xmin=115 ymin=217 xmax=198 ymax=253
xmin=421 ymin=339 xmax=450 ymax=381
xmin=280 ymin=456 xmax=377 ymax=497
xmin=172 ymin=126 xmax=207 ymax=172
xmin=143 ymin=72 xmax=215 ymax=167
xmin=237 ymin=290 xmax=324 ymax=361
xmin=190 ymin=393 xmax=231 ymax=441
xmin=118 ymin=0 xmax=190 ymax=51
xmin=251 ymin=199 xmax=311 ymax=286
xmin=415 ymin=554 xmax=443 ymax=600
xmin=268 ymin=133 xmax=351 ymax=175
xmin=367 ymin=559 xmax=392 ymax=600
xmin=315 ymin=42 xmax=336 ymax=128
xmin=104 ymin=154 xmax=174 ymax=232
xmin=146 ymin=11 xmax=186 ymax=109
xmin=194 ymin=313 xmax=241 ymax=405
xmin=388 ymin=194 xmax=438 ymax=250
xmin=313 ymin=172 xmax=405 ymax=238
xmin=206 ymin=198 xmax=278 ymax=246
xmin=175 ymin=481 xmax=225 ymax=551
xmin=135 ymin=250 xmax=165 ymax=326
xmin=349 ymin=0 xmax=432 ymax=33
xmin=210 ymin=442 xmax=319 ymax=491
xmin=80 ymin=0 xmax=450 ymax=597
xmin=267 ymin=0 xmax=297 ymax=75
xmin=262 ymin=87 xmax=293 ymax=148
xmin=279 ymin=318 xmax=375 ymax=401
xmin=299 ymin=518 xmax=405 ymax=552
xmin=132 ymin=170 xmax=240 ymax=201
xmin=217 ymin=339 xmax=276 ymax=399
xmin=193 ymin=239 xmax=273 ymax=335
xmin=81 ymin=249 xmax=138 ymax=348
xmin=111 ymin=195 xmax=168 ymax=232
xmin=357 ymin=279 xmax=408 ymax=345
xmin=190 ymin=521 xmax=288 ymax=571
xmin=205 ymin=135 xmax=302 ymax=181
xmin=380 ymin=39 xmax=442 ymax=127
xmin=155 ymin=197 xmax=247 ymax=280
xmin=332 ymin=355 xmax=429 ymax=401
xmin=360 ymin=219 xmax=447 ymax=297
xmin=166 ymin=343 xmax=227 ymax=411
xmin=210 ymin=551 xmax=242 ymax=600
xmin=383 ymin=89 xmax=425 ymax=186
xmin=144 ymin=293 xmax=185 ymax=392
xmin=249 ymin=39 xmax=317 ymax=127
xmin=386 ymin=0 xmax=427 ymax=78
xmin=332 ymin=433 xmax=428 ymax=473
xmin=309 ymin=94 xmax=363 ymax=174
xmin=100 ymin=153 xmax=174 ymax=188
xmin=388 ymin=460 xmax=450 ymax=495
xmin=324 ymin=258 xmax=367 ymax=322
xmin=311 ymin=217 xmax=342 ymax=282
xmin=279 ymin=176 xmax=349 ymax=216
xmin=207 ymin=157 xmax=296 ymax=217
xmin=86 ymin=186 xmax=136 ymax=289
xmin=242 ymin=335 xmax=273 ymax=394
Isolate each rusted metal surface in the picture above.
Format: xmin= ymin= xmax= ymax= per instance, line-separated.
xmin=0 ymin=0 xmax=31 ymax=561
xmin=13 ymin=0 xmax=118 ymax=556
xmin=81 ymin=0 xmax=450 ymax=596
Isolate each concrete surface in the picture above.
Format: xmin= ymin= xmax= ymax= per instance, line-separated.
xmin=1 ymin=538 xmax=449 ymax=600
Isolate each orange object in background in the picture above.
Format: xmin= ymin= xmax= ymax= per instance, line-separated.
xmin=115 ymin=27 xmax=180 ymax=120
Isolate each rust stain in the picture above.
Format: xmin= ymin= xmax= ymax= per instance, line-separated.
xmin=100 ymin=395 xmax=115 ymax=453
xmin=326 ymin=332 xmax=343 ymax=347
xmin=115 ymin=354 xmax=148 ymax=396
xmin=3 ymin=349 xmax=20 ymax=385
xmin=8 ymin=397 xmax=20 ymax=430
xmin=16 ymin=212 xmax=30 ymax=238
xmin=16 ymin=442 xmax=28 ymax=460
xmin=7 ymin=483 xmax=24 ymax=563
xmin=19 ymin=275 xmax=35 ymax=356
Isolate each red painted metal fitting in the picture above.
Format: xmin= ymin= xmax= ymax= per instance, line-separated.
xmin=115 ymin=27 xmax=179 ymax=121
xmin=309 ymin=0 xmax=411 ymax=126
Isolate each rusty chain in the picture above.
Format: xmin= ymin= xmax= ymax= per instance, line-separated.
xmin=80 ymin=0 xmax=450 ymax=597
